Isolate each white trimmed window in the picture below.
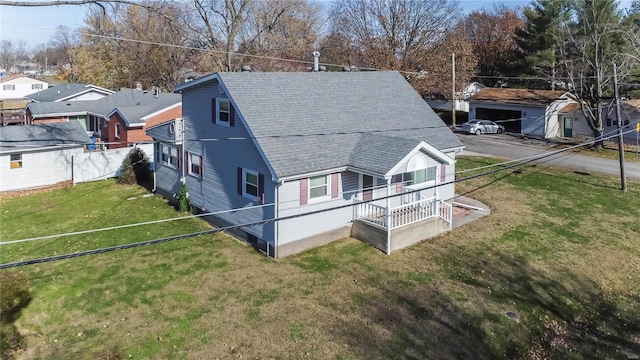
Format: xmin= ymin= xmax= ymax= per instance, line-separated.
xmin=3 ymin=85 xmax=15 ymax=91
xmin=243 ymin=169 xmax=259 ymax=200
xmin=309 ymin=175 xmax=329 ymax=199
xmin=115 ymin=123 xmax=121 ymax=139
xmin=10 ymin=154 xmax=22 ymax=169
xmin=32 ymin=84 xmax=43 ymax=90
xmin=403 ymin=166 xmax=436 ymax=186
xmin=160 ymin=144 xmax=179 ymax=168
xmin=217 ymin=98 xmax=230 ymax=125
xmin=189 ymin=152 xmax=203 ymax=178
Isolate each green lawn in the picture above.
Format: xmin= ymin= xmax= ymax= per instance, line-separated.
xmin=1 ymin=163 xmax=639 ymax=360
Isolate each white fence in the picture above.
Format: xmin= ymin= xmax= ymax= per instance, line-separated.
xmin=72 ymin=144 xmax=154 ymax=184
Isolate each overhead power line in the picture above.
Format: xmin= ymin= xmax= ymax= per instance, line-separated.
xmin=2 ymin=123 xmax=638 ymax=247
xmin=2 ymin=20 xmax=639 ymax=83
xmin=2 ymin=126 xmax=638 ymax=269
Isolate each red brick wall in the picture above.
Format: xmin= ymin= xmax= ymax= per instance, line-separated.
xmin=32 ymin=116 xmax=69 ymax=124
xmin=107 ymin=112 xmax=128 ymax=149
xmin=107 ymin=104 xmax=181 ymax=149
xmin=144 ymin=104 xmax=182 ymax=129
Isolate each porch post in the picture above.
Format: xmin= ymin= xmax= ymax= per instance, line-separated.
xmin=386 ymin=177 xmax=392 ymax=255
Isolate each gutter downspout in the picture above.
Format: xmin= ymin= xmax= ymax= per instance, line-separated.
xmin=386 ymin=177 xmax=392 ymax=255
xmin=274 ymin=179 xmax=283 ymax=259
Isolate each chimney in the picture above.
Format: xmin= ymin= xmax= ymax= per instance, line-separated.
xmin=134 ymin=81 xmax=143 ymax=91
xmin=312 ymin=51 xmax=320 ymax=72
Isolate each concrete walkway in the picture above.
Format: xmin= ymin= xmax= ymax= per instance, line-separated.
xmin=450 ymin=195 xmax=491 ymax=229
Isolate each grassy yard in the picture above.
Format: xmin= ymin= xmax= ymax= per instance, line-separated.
xmin=1 ymin=162 xmax=639 ymax=360
xmin=556 ymin=138 xmax=640 ymax=163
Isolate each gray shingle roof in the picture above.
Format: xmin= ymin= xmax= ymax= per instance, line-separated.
xmin=27 ymin=89 xmax=181 ymax=124
xmin=26 ymin=83 xmax=112 ymax=102
xmin=0 ymin=121 xmax=89 ymax=152
xmin=215 ymin=71 xmax=462 ymax=178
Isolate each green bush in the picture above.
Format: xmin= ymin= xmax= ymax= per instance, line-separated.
xmin=175 ymin=183 xmax=192 ymax=213
xmin=117 ymin=147 xmax=151 ymax=186
xmin=1 ymin=270 xmax=32 ymax=360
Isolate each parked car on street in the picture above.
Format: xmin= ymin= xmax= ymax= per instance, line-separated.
xmin=460 ymin=120 xmax=504 ymax=135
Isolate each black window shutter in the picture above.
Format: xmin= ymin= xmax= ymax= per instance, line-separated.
xmin=237 ymin=167 xmax=243 ymax=195
xmin=184 ymin=150 xmax=189 ymax=173
xmin=229 ymin=103 xmax=235 ymax=127
xmin=258 ymin=173 xmax=265 ymax=204
xmin=211 ymin=98 xmax=216 ymax=123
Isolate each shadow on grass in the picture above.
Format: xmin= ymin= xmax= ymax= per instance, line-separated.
xmin=331 ymin=252 xmax=640 ymax=359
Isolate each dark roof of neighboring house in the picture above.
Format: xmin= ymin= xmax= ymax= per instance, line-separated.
xmin=626 ymin=99 xmax=640 ymax=110
xmin=468 ymin=88 xmax=566 ymax=106
xmin=26 ymin=83 xmax=113 ymax=102
xmin=0 ymin=121 xmax=89 ymax=152
xmin=27 ymin=89 xmax=181 ymax=125
xmin=178 ymin=71 xmax=463 ymax=178
xmin=560 ymin=102 xmax=580 ymax=113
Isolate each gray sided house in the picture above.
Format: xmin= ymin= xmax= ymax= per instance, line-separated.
xmin=165 ymin=71 xmax=464 ymax=257
xmin=0 ymin=121 xmax=89 ymax=192
xmin=145 ymin=118 xmax=184 ymax=198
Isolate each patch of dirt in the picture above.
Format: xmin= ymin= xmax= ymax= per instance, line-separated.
xmin=452 ymin=206 xmax=472 ymax=217
xmin=0 ymin=181 xmax=73 ymax=201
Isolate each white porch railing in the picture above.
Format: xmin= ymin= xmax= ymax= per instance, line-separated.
xmin=354 ymin=196 xmax=452 ymax=230
xmin=439 ymin=201 xmax=453 ymax=229
xmin=353 ymin=200 xmax=388 ymax=228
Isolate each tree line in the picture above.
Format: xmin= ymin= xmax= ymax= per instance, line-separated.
xmin=1 ymin=0 xmax=639 ymax=141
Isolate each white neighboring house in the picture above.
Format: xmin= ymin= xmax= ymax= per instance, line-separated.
xmin=468 ymin=88 xmax=576 ymax=138
xmin=560 ymin=99 xmax=640 ymax=142
xmin=426 ymin=82 xmax=486 ymax=113
xmin=0 ymin=122 xmax=89 ymax=192
xmin=0 ymin=74 xmax=48 ymax=100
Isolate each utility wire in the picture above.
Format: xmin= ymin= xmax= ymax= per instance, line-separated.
xmin=2 ymin=123 xmax=638 ymax=246
xmin=3 ymin=126 xmax=638 ymax=269
xmin=2 ymin=20 xmax=639 ymax=82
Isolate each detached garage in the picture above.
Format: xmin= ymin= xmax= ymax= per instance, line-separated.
xmin=468 ymin=88 xmax=574 ymax=139
xmin=0 ymin=122 xmax=89 ymax=192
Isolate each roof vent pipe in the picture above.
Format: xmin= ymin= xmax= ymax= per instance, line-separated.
xmin=312 ymin=51 xmax=320 ymax=72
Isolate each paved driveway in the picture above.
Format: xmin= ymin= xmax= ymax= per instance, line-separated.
xmin=457 ymin=133 xmax=640 ymax=180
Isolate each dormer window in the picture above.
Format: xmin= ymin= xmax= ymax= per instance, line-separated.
xmin=212 ymin=97 xmax=234 ymax=127
xmin=217 ymin=99 xmax=230 ymax=124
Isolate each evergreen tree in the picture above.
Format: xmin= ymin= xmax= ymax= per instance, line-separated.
xmin=514 ymin=0 xmax=571 ymax=89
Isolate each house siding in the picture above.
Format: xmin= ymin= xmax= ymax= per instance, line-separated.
xmin=545 ymin=99 xmax=573 ymax=138
xmin=154 ymin=142 xmax=183 ymax=198
xmin=0 ymin=146 xmax=83 ymax=192
xmin=61 ymin=91 xmax=109 ymax=102
xmin=275 ymin=150 xmax=457 ymax=250
xmin=182 ymin=80 xmax=275 ymax=243
xmin=277 ymin=171 xmax=352 ymax=247
xmin=0 ymin=77 xmax=48 ymax=99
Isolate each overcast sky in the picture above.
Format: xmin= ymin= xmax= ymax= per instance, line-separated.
xmin=0 ymin=0 xmax=634 ymax=49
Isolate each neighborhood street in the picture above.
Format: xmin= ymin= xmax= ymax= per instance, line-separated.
xmin=457 ymin=133 xmax=640 ymax=180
